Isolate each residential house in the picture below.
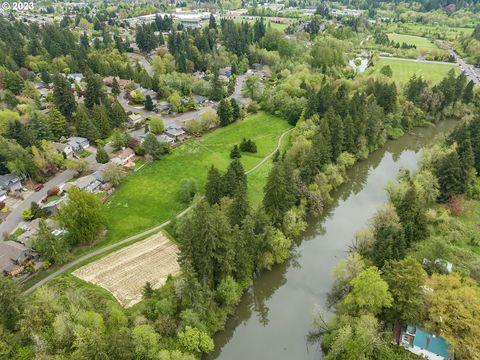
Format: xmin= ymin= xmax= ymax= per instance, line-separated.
xmin=103 ymin=76 xmax=130 ymax=88
xmin=17 ymin=218 xmax=59 ymax=245
xmin=0 ymin=189 xmax=7 ymax=202
xmin=128 ymin=114 xmax=143 ymax=127
xmin=111 ymin=148 xmax=135 ymax=167
xmin=0 ymin=174 xmax=22 ymax=193
xmin=74 ymin=174 xmax=102 ymax=193
xmin=66 ymin=73 xmax=84 ymax=83
xmin=218 ymin=67 xmax=232 ymax=80
xmin=193 ymin=95 xmax=208 ymax=105
xmin=400 ymin=326 xmax=452 ymax=360
xmin=165 ymin=124 xmax=186 ymax=138
xmin=67 ymin=136 xmax=90 ymax=151
xmin=156 ymin=101 xmax=171 ymax=113
xmin=41 ymin=197 xmax=66 ymax=215
xmin=0 ymin=241 xmax=38 ymax=277
xmin=53 ymin=142 xmax=74 ymax=159
xmin=157 ymin=134 xmax=175 ymax=144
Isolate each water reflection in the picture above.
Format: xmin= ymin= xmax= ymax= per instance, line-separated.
xmin=207 ymin=121 xmax=457 ymax=360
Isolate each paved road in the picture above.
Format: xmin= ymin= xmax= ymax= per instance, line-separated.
xmin=0 ymin=152 xmax=99 ymax=236
xmin=444 ymin=47 xmax=480 ymax=85
xmin=24 ymin=128 xmax=292 ymax=294
xmin=127 ymin=53 xmax=154 ymax=77
xmin=378 ymin=56 xmax=458 ymax=66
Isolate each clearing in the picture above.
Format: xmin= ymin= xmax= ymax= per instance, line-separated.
xmin=104 ymin=112 xmax=291 ymax=243
xmin=73 ymin=232 xmax=179 ymax=308
xmin=374 ymin=59 xmax=459 ymax=84
xmin=387 ymin=33 xmax=440 ymax=51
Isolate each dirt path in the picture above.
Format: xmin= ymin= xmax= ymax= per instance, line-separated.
xmin=24 ymin=127 xmax=293 ymax=294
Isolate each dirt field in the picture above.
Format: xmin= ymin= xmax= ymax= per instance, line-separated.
xmin=73 ymin=233 xmax=180 ymax=307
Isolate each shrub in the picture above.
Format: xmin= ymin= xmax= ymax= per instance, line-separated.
xmin=22 ymin=208 xmax=33 ymax=221
xmin=246 ymin=101 xmax=259 ymax=113
xmin=178 ymin=178 xmax=198 ymax=203
xmin=239 ymin=138 xmax=257 ymax=153
xmin=47 ymin=186 xmax=60 ymax=197
xmin=216 ymin=276 xmax=241 ymax=306
xmin=230 ymin=144 xmax=241 ymax=159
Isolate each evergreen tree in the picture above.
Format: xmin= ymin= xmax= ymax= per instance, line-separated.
xmin=29 ymin=112 xmax=53 ymax=141
xmin=111 ymin=77 xmax=121 ymax=96
xmin=142 ymin=133 xmax=163 ymax=159
xmin=145 ymin=95 xmax=154 ymax=111
xmin=96 ymin=146 xmax=109 ymax=164
xmin=75 ymin=105 xmax=100 ymax=142
xmin=393 ymin=182 xmax=428 ymax=246
xmin=6 ymin=120 xmax=36 ymax=148
xmin=343 ymin=114 xmax=356 ymax=154
xmin=217 ymin=99 xmax=233 ymax=127
xmin=325 ymin=108 xmax=344 ymax=161
xmin=92 ymin=104 xmax=112 ymax=138
xmin=209 ymin=69 xmax=224 ymax=101
xmin=229 ymin=183 xmax=249 ymax=227
xmin=435 ymin=149 xmax=466 ymax=201
xmin=209 ymin=14 xmax=217 ymax=29
xmin=85 ymin=73 xmax=105 ymax=109
xmin=48 ymin=107 xmax=67 ymax=138
xmin=263 ymin=161 xmax=296 ymax=226
xmin=110 ymin=100 xmax=127 ymax=127
xmin=230 ymin=144 xmax=241 ymax=159
xmin=469 ymin=116 xmax=480 ymax=174
xmin=53 ymin=74 xmax=76 ymax=118
xmin=463 ymin=80 xmax=474 ymax=103
xmin=223 ymin=159 xmax=246 ymax=198
xmin=230 ymin=98 xmax=241 ymax=120
xmin=205 ymin=166 xmax=224 ymax=205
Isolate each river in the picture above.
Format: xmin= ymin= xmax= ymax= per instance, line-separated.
xmin=207 ymin=120 xmax=458 ymax=360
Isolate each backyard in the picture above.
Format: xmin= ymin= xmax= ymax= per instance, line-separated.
xmin=374 ymin=58 xmax=459 ymax=84
xmin=104 ymin=112 xmax=291 ymax=243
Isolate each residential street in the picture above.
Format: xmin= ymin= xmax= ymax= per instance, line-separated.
xmin=0 ymin=152 xmax=98 ymax=236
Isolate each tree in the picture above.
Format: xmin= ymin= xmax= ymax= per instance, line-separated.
xmin=223 ymin=159 xmax=246 ymax=198
xmin=143 ymin=282 xmax=154 ymax=299
xmin=75 ymin=105 xmax=100 ymax=142
xmin=58 ymin=187 xmax=105 ymax=245
xmin=379 ymin=65 xmax=393 ymax=78
xmin=53 ymin=74 xmax=76 ymax=118
xmin=242 ymin=75 xmax=260 ymax=100
xmin=434 ymin=149 xmax=465 ymax=202
xmin=145 ymin=95 xmax=154 ymax=111
xmin=143 ymin=133 xmax=164 ymax=159
xmin=340 ymin=266 xmax=392 ymax=317
xmin=66 ymin=159 xmax=91 ymax=177
xmin=205 ymin=166 xmax=224 ymax=205
xmin=168 ymin=91 xmax=182 ymax=113
xmin=149 ymin=117 xmax=164 ymax=134
xmin=424 ymin=273 xmax=480 ymax=359
xmin=230 ymin=144 xmax=241 ymax=159
xmin=92 ymin=104 xmax=112 ymax=138
xmin=132 ymin=324 xmax=159 ymax=359
xmin=110 ymin=100 xmax=127 ymax=127
xmin=103 ymin=163 xmax=127 ymax=186
xmin=328 ymin=253 xmax=365 ymax=307
xmin=228 ymin=183 xmax=249 ymax=227
xmin=178 ymin=326 xmax=214 ymax=354
xmin=382 ymin=257 xmax=426 ymax=325
xmin=200 ymin=108 xmax=219 ymax=131
xmin=209 ymin=69 xmax=224 ymax=101
xmin=32 ymin=220 xmax=70 ymax=264
xmin=96 ymin=146 xmax=109 ymax=164
xmin=85 ymin=73 xmax=106 ymax=109
xmin=111 ymin=129 xmax=129 ymax=151
xmin=217 ymin=99 xmax=232 ymax=127
xmin=230 ymin=98 xmax=241 ymax=120
xmin=0 ymin=276 xmax=24 ymax=331
xmin=111 ymin=77 xmax=121 ymax=96
xmin=48 ymin=107 xmax=67 ymax=138
xmin=463 ymin=80 xmax=474 ymax=103
xmin=178 ymin=178 xmax=198 ymax=203
xmin=208 ymin=13 xmax=217 ymax=29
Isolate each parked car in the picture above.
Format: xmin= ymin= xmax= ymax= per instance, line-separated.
xmin=34 ymin=184 xmax=44 ymax=192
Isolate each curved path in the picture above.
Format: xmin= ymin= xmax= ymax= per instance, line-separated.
xmin=24 ymin=127 xmax=293 ymax=294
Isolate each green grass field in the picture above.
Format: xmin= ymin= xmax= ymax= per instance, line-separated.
xmin=375 ymin=59 xmax=459 ymax=84
xmin=387 ymin=33 xmax=439 ymax=51
xmin=103 ymin=112 xmax=291 ymax=243
xmin=234 ymin=17 xmax=289 ymax=31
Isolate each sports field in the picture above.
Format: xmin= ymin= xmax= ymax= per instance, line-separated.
xmin=375 ymin=58 xmax=459 ymax=84
xmin=104 ymin=112 xmax=291 ymax=242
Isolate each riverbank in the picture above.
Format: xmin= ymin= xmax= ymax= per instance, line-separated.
xmin=208 ymin=120 xmax=459 ymax=360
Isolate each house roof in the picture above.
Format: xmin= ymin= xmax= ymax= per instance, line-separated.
xmin=165 ymin=124 xmax=186 ymax=137
xmin=0 ymin=241 xmax=28 ymax=273
xmin=67 ymin=136 xmax=89 ymax=145
xmin=117 ymin=147 xmax=135 ymax=160
xmin=412 ymin=327 xmax=449 ymax=358
xmin=53 ymin=142 xmax=72 ymax=152
xmin=129 ymin=114 xmax=142 ymax=121
xmin=0 ymin=174 xmax=21 ymax=188
xmin=193 ymin=95 xmax=208 ymax=103
xmin=74 ymin=175 xmax=101 ymax=192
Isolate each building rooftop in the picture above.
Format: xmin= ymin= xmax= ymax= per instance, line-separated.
xmin=412 ymin=327 xmax=449 ymax=358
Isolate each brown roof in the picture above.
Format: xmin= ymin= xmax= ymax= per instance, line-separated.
xmin=117 ymin=147 xmax=135 ymax=160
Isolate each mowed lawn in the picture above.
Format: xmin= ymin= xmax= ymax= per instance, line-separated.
xmin=375 ymin=59 xmax=459 ymax=84
xmin=387 ymin=33 xmax=439 ymax=51
xmin=104 ymin=112 xmax=291 ymax=242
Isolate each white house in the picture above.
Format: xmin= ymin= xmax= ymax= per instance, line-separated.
xmin=128 ymin=114 xmax=143 ymax=126
xmin=67 ymin=137 xmax=90 ymax=151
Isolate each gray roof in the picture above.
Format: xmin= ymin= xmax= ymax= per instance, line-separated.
xmin=0 ymin=241 xmax=28 ymax=273
xmin=193 ymin=95 xmax=208 ymax=103
xmin=0 ymin=174 xmax=21 ymax=189
xmin=165 ymin=125 xmax=186 ymax=137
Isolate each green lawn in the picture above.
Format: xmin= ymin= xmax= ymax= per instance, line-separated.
xmin=103 ymin=112 xmax=291 ymax=243
xmin=234 ymin=17 xmax=289 ymax=31
xmin=375 ymin=59 xmax=459 ymax=84
xmin=387 ymin=33 xmax=439 ymax=51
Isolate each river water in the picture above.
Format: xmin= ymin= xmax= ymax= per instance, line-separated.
xmin=208 ymin=120 xmax=458 ymax=360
